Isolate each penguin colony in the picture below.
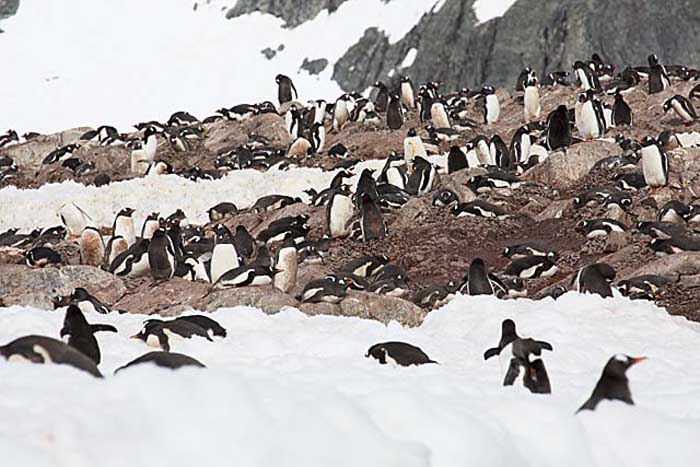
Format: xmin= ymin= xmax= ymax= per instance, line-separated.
xmin=1 ymin=54 xmax=699 ymax=411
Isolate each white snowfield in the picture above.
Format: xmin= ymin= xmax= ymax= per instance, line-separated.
xmin=1 ymin=294 xmax=699 ymax=466
xmin=0 ymin=0 xmax=437 ymax=134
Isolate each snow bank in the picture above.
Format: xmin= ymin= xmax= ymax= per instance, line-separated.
xmin=473 ymin=0 xmax=518 ymax=23
xmin=0 ymin=0 xmax=434 ymax=134
xmin=1 ymin=293 xmax=699 ymax=466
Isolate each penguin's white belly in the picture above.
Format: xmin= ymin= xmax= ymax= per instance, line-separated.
xmin=672 ymin=100 xmax=693 ymax=122
xmin=211 ymin=244 xmax=240 ymax=283
xmin=115 ymin=218 xmax=136 ymax=246
xmin=578 ymin=106 xmax=600 ymax=140
xmin=524 ymin=87 xmax=541 ymax=121
xmin=146 ymin=333 xmax=161 ymax=348
xmin=641 ymin=150 xmax=667 ymax=186
xmin=386 ymin=167 xmax=405 ymax=189
xmin=329 ymin=195 xmax=354 ymax=237
xmin=603 ymin=107 xmax=614 ymax=128
xmin=485 ymin=96 xmax=500 ymax=124
xmin=466 ymin=150 xmax=480 ymax=168
xmin=431 ymin=105 xmax=450 ymax=128
xmin=128 ymin=254 xmax=150 ymax=277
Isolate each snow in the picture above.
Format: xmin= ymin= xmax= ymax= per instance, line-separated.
xmin=1 ymin=293 xmax=699 ymax=466
xmin=0 ymin=0 xmax=434 ymax=135
xmin=401 ymin=48 xmax=418 ymax=69
xmin=473 ymin=0 xmax=518 ymax=23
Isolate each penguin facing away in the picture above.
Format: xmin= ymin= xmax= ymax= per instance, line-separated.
xmin=59 ymin=305 xmax=117 ymax=365
xmin=387 ymin=94 xmax=405 ymax=130
xmin=148 ymin=227 xmax=176 ymax=281
xmin=276 ymin=74 xmax=298 ymax=105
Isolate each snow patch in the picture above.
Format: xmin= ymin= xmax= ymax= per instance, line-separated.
xmin=400 ymin=48 xmax=418 ymax=68
xmin=473 ymin=0 xmax=517 ymax=23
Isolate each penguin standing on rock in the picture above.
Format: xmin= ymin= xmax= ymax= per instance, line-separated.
xmin=373 ymin=81 xmax=389 ymax=112
xmin=387 ymin=94 xmax=405 ymax=130
xmin=403 ymin=128 xmax=427 ymax=168
xmin=578 ymin=354 xmax=646 ymax=412
xmin=276 ymin=74 xmax=298 ymax=105
xmin=612 ymin=91 xmax=632 ymax=126
xmin=273 ymin=238 xmax=298 ymax=293
xmin=400 ymin=76 xmax=415 ymax=110
xmin=640 ymin=137 xmax=668 ymax=187
xmin=359 ymin=192 xmax=387 ymax=241
xmin=210 ymin=224 xmax=240 ymax=284
xmin=647 ymin=54 xmax=670 ymax=94
xmin=462 ymin=258 xmax=494 ymax=295
xmin=113 ymin=208 xmax=137 ymax=246
xmin=480 ymin=85 xmax=500 ymax=124
xmin=79 ymin=226 xmax=105 ymax=267
xmin=523 ymin=70 xmax=541 ymax=122
xmin=148 ymin=227 xmax=176 ymax=281
xmin=365 ymin=342 xmax=437 ymax=366
xmin=326 ymin=189 xmax=354 ymax=238
xmin=576 ymin=91 xmax=606 ymax=140
xmin=131 ymin=127 xmax=158 ymax=176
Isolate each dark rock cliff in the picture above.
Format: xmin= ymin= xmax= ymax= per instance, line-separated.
xmin=0 ymin=0 xmax=19 ymax=29
xmin=226 ymin=0 xmax=352 ymax=27
xmin=333 ymin=0 xmax=700 ymax=91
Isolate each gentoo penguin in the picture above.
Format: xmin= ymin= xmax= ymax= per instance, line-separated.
xmin=276 ymin=74 xmax=298 ymax=105
xmin=79 ymin=226 xmax=105 ymax=267
xmin=148 ymin=228 xmax=176 ymax=281
xmin=109 ymin=238 xmax=151 ymax=277
xmin=431 ymin=101 xmax=451 ymax=128
xmin=504 ymin=256 xmax=559 ymax=279
xmin=573 ymin=263 xmax=616 ymax=298
xmin=617 ymin=275 xmax=671 ymax=300
xmin=287 ymin=135 xmax=314 ymax=158
xmin=130 ymin=127 xmax=158 ymax=176
xmin=284 ymin=105 xmax=302 ymax=138
xmin=612 ymin=91 xmax=632 ymax=126
xmin=451 ymin=200 xmax=507 ymax=219
xmin=577 ymin=354 xmax=646 ymax=412
xmin=175 ymin=315 xmax=226 ymax=338
xmin=42 ymin=144 xmax=80 ymax=165
xmin=207 ymin=202 xmax=238 ymax=222
xmin=373 ymin=81 xmax=389 ymax=112
xmin=510 ymin=126 xmax=532 ymax=165
xmin=447 ymin=146 xmax=468 ymax=174
xmin=115 ymin=351 xmax=206 ymax=373
xmin=359 ymin=192 xmax=387 ymax=241
xmin=131 ymin=320 xmax=212 ymax=352
xmin=326 ymin=189 xmax=354 ymax=238
xmin=25 ymin=247 xmax=62 ymax=267
xmin=515 ymin=67 xmax=532 ymax=91
xmin=502 ymin=337 xmax=553 ymax=393
xmin=298 ymin=277 xmax=347 ymax=303
xmin=59 ymin=202 xmax=94 ymax=237
xmin=640 ymin=137 xmax=668 ymax=187
xmin=523 ymin=70 xmax=541 ymax=122
xmin=545 ymin=105 xmax=572 ymax=150
xmin=365 ymin=342 xmax=437 ymax=366
xmin=69 ymin=287 xmax=111 ymax=314
xmin=59 ymin=305 xmax=116 ymax=365
xmin=251 ymin=194 xmax=301 ymax=213
xmin=113 ymin=207 xmax=136 ymax=246
xmin=647 ymin=54 xmax=670 ymax=94
xmin=213 ymin=264 xmax=277 ymax=289
xmin=0 ymin=335 xmax=102 ymax=377
xmin=232 ymin=225 xmax=255 ymax=260
xmin=576 ymin=91 xmax=606 ymax=140
xmin=210 ymin=224 xmax=240 ymax=284
xmin=340 ymin=255 xmax=389 ymax=278
xmin=489 ymin=135 xmax=511 ymax=169
xmin=333 ymin=94 xmax=351 ymax=131
xmin=573 ymin=60 xmax=600 ymax=91
xmin=273 ymin=238 xmax=298 ymax=293
xmin=386 ymin=94 xmax=405 ymax=130
xmin=403 ymin=128 xmax=427 ymax=168
xmin=502 ymin=243 xmax=557 ymax=260
xmin=483 ymin=319 xmax=519 ymax=360
xmin=481 ymin=85 xmax=500 ymax=124
xmin=140 ymin=212 xmax=160 ymax=239
xmin=311 ymin=122 xmax=326 ymax=154
xmin=649 ymin=235 xmax=700 ymax=255
xmin=432 ymin=188 xmax=459 ymax=207
xmin=663 ymin=95 xmax=697 ymax=123
xmin=406 ymin=156 xmax=437 ymax=195
xmin=400 ymin=76 xmax=415 ymax=110
xmin=657 ymin=200 xmax=689 ymax=224
xmin=464 ymin=258 xmax=494 ymax=296
xmin=578 ymin=219 xmax=626 ymax=238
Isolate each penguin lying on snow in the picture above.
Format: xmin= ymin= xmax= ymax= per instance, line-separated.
xmin=131 ymin=319 xmax=213 ymax=352
xmin=115 ymin=351 xmax=206 ymax=374
xmin=366 ymin=342 xmax=437 ymax=366
xmin=0 ymin=335 xmax=102 ymax=377
xmin=147 ymin=315 xmax=226 ymax=339
xmin=577 ymin=354 xmax=646 ymax=412
xmin=60 ymin=305 xmax=117 ymax=365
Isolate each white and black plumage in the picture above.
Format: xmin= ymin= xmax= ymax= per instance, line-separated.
xmin=640 ymin=137 xmax=668 ymax=187
xmin=59 ymin=305 xmax=116 ymax=364
xmin=25 ymin=246 xmax=62 ymax=267
xmin=213 ymin=264 xmax=277 ymax=289
xmin=573 ymin=263 xmax=616 ymax=298
xmin=480 ymin=85 xmax=500 ymax=124
xmin=647 ymin=54 xmax=670 ymax=95
xmin=69 ymin=287 xmax=111 ymax=314
xmin=451 ymin=200 xmax=507 ymax=219
xmin=131 ymin=319 xmax=212 ymax=352
xmin=612 ymin=91 xmax=632 ymax=126
xmin=578 ymin=354 xmax=646 ymax=412
xmin=663 ymin=95 xmax=697 ymax=123
xmin=504 ymin=256 xmax=559 ymax=279
xmin=617 ymin=275 xmax=672 ymax=300
xmin=0 ymin=335 xmax=102 ymax=377
xmin=115 ymin=351 xmax=205 ymax=373
xmin=365 ymin=342 xmax=437 ymax=366
xmin=578 ymin=219 xmax=626 ymax=238
xmin=276 ymin=74 xmax=298 ymax=105
xmin=42 ymin=144 xmax=81 ymax=165
xmin=432 ymin=188 xmax=459 ymax=208
xmin=502 ymin=243 xmax=557 ymax=260
xmin=109 ymin=238 xmax=151 ymax=277
xmin=501 ymin=337 xmax=553 ymax=394
xmin=298 ymin=277 xmax=347 ymax=304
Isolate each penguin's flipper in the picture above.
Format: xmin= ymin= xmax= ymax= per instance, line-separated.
xmin=91 ymin=324 xmax=118 ymax=333
xmin=503 ymin=358 xmax=520 ymax=386
xmin=537 ymin=340 xmax=554 ymax=351
xmin=483 ymin=347 xmax=501 ymax=360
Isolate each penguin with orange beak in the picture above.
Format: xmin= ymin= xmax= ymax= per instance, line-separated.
xmin=577 ymin=354 xmax=647 ymax=412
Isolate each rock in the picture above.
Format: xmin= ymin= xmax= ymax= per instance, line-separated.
xmin=206 ymin=286 xmax=298 ymax=314
xmin=523 ymin=141 xmax=618 ymax=189
xmin=0 ymin=247 xmax=23 ymax=265
xmin=389 ymin=197 xmax=432 ymax=230
xmin=300 ymin=58 xmax=329 ymax=75
xmin=339 ymin=291 xmax=426 ymax=327
xmin=226 ymin=0 xmax=349 ymax=28
xmin=604 ymin=231 xmax=632 ymax=253
xmin=114 ymin=278 xmax=210 ymax=316
xmin=1 ymin=127 xmax=92 ymax=171
xmin=0 ymin=264 xmax=126 ymax=309
xmin=533 ymin=199 xmax=571 ymax=221
xmin=204 ymin=114 xmax=290 ymax=154
xmin=621 ymin=252 xmax=700 ymax=282
xmin=441 ymin=170 xmax=478 ymax=204
xmin=297 ymin=302 xmax=341 ymax=317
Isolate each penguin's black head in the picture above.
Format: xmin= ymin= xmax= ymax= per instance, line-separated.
xmin=60 ymin=305 xmax=89 ymax=338
xmin=118 ymin=207 xmax=135 ymax=217
xmin=647 ymin=54 xmax=659 ymax=66
xmin=407 ymin=128 xmax=417 ymax=137
xmin=605 ymin=354 xmax=647 ymax=377
xmin=71 ymin=287 xmax=90 ymax=301
xmin=573 ymin=60 xmax=585 ymax=69
xmin=577 ymin=220 xmax=589 ymax=230
xmin=501 ymin=319 xmax=516 ymax=336
xmin=401 ymin=76 xmax=410 ymax=83
xmin=501 ymin=247 xmax=511 ymax=257
xmin=641 ymin=136 xmax=657 ymax=147
xmin=480 ymin=85 xmax=494 ymax=95
xmin=143 ymin=127 xmax=158 ymax=139
xmin=470 ymin=257 xmax=486 ymax=268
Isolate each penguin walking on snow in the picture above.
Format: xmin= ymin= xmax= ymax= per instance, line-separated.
xmin=640 ymin=137 xmax=668 ymax=187
xmin=577 ymin=354 xmax=646 ymax=412
xmin=276 ymin=74 xmax=298 ymax=105
xmin=366 ymin=342 xmax=436 ymax=366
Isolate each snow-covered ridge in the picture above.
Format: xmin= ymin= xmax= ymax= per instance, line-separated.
xmin=1 ymin=294 xmax=699 ymax=466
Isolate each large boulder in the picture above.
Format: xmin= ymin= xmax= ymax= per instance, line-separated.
xmin=523 ymin=140 xmax=618 ymax=189
xmin=620 ymin=252 xmax=700 ymax=283
xmin=115 ymin=278 xmax=210 ymax=316
xmin=206 ymin=285 xmax=299 ymax=314
xmin=0 ymin=264 xmax=126 ymax=309
xmin=204 ymin=114 xmax=290 ymax=154
xmin=339 ymin=291 xmax=426 ymax=327
xmin=1 ymin=127 xmax=92 ymax=171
